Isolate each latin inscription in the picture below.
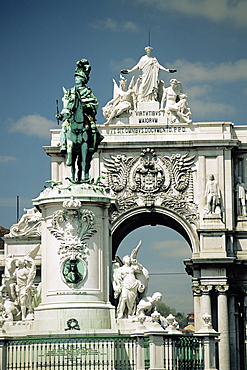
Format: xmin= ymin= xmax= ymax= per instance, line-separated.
xmin=109 ymin=126 xmax=186 ymax=135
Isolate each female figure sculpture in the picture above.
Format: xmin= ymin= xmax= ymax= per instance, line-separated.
xmin=121 ymin=46 xmax=176 ymax=102
xmin=113 ymin=241 xmax=149 ymax=319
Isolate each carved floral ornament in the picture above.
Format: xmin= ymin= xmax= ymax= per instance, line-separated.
xmin=103 ymin=148 xmax=198 ymax=225
xmin=48 ymin=197 xmax=96 ymax=288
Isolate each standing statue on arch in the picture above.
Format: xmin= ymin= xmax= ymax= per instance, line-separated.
xmin=121 ymin=46 xmax=177 ymax=104
xmin=56 ymin=59 xmax=104 ymax=182
xmin=205 ymin=174 xmax=221 ymax=214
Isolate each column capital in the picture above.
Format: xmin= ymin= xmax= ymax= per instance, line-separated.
xmin=215 ymin=285 xmax=229 ymax=294
xmin=199 ymin=285 xmax=213 ymax=295
xmin=192 ymin=285 xmax=202 ymax=296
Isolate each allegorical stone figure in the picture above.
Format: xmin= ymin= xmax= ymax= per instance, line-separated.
xmin=205 ymin=174 xmax=221 ymax=214
xmin=136 ymin=292 xmax=162 ymax=316
xmin=102 ymin=75 xmax=137 ymax=124
xmin=121 ymin=46 xmax=176 ymax=103
xmin=235 ymin=176 xmax=247 ymax=216
xmin=113 ymin=241 xmax=149 ymax=319
xmin=162 ymin=79 xmax=192 ymax=123
xmin=56 ymin=59 xmax=103 ymax=182
xmin=0 ymin=246 xmax=39 ymax=322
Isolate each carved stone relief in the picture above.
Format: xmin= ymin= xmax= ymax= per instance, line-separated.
xmin=48 ymin=197 xmax=96 ymax=288
xmin=6 ymin=207 xmax=42 ymax=238
xmin=103 ymin=148 xmax=198 ymax=225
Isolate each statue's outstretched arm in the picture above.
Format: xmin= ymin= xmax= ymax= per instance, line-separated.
xmin=121 ymin=63 xmax=139 ymax=74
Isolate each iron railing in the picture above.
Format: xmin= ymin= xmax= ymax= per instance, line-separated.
xmin=5 ymin=334 xmax=204 ymax=370
xmin=6 ymin=337 xmax=136 ymax=370
xmin=163 ymin=335 xmax=204 ymax=370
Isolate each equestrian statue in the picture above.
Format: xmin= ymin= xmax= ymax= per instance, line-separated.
xmin=56 ymin=59 xmax=103 ymax=182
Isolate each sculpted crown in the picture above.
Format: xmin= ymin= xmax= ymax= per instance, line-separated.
xmin=63 ymin=196 xmax=81 ymax=210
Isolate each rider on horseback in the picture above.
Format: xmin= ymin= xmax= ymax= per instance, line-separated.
xmin=56 ymin=59 xmax=103 ymax=182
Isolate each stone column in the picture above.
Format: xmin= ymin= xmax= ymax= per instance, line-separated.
xmin=228 ymin=290 xmax=238 ymax=369
xmin=200 ymin=285 xmax=213 ymax=319
xmin=192 ymin=284 xmax=202 ymax=331
xmin=216 ymin=285 xmax=230 ymax=370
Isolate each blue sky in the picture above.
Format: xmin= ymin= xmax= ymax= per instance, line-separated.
xmin=1 ymin=0 xmax=247 ymax=314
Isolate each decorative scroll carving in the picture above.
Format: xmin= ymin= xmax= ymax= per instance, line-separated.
xmin=103 ymin=148 xmax=198 ymax=224
xmin=215 ymin=285 xmax=229 ymax=294
xmin=48 ymin=197 xmax=96 ymax=288
xmin=199 ymin=285 xmax=213 ymax=295
xmin=6 ymin=208 xmax=41 ymax=238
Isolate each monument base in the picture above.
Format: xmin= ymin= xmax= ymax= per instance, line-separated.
xmin=32 ymin=302 xmax=117 ymax=333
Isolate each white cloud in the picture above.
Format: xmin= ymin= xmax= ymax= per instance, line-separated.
xmin=174 ymin=59 xmax=247 ymax=84
xmin=0 ymin=156 xmax=16 ymax=163
xmin=184 ymin=84 xmax=235 ymax=118
xmin=150 ymin=239 xmax=190 ymax=258
xmin=168 ymin=59 xmax=247 ymax=119
xmin=8 ymin=114 xmax=56 ymax=139
xmin=91 ymin=18 xmax=139 ymax=32
xmin=189 ymin=99 xmax=235 ymax=118
xmin=136 ymin=0 xmax=247 ymax=27
xmin=123 ymin=21 xmax=139 ymax=32
xmin=110 ymin=58 xmax=137 ymax=73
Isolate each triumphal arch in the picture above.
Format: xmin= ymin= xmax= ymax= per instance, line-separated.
xmin=1 ymin=49 xmax=247 ymax=369
xmin=43 ymin=48 xmax=247 ymax=369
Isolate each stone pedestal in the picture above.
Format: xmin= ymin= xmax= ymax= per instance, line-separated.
xmin=145 ymin=333 xmax=165 ymax=370
xmin=137 ymin=101 xmax=160 ymax=111
xmin=32 ymin=184 xmax=117 ymax=333
xmin=236 ymin=216 xmax=247 ymax=230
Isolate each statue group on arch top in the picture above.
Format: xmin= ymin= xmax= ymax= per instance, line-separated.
xmin=102 ymin=46 xmax=192 ymax=125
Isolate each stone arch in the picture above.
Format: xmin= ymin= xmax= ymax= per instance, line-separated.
xmin=111 ymin=206 xmax=199 ymax=256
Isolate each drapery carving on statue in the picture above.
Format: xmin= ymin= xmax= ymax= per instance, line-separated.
xmin=103 ymin=148 xmax=198 ymax=224
xmin=235 ymin=176 xmax=247 ymax=217
xmin=102 ymin=75 xmax=137 ymax=124
xmin=112 ymin=241 xmax=149 ymax=319
xmin=120 ymin=46 xmax=177 ymax=104
xmin=204 ymin=174 xmax=222 ymax=215
xmin=162 ymin=79 xmax=192 ymax=124
xmin=6 ymin=207 xmax=42 ymax=238
xmin=48 ymin=197 xmax=96 ymax=287
xmin=0 ymin=245 xmax=40 ymax=323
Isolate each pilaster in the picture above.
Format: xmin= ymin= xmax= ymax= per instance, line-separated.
xmin=216 ymin=285 xmax=230 ymax=370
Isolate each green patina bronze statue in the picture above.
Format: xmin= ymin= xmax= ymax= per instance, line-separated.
xmin=56 ymin=59 xmax=103 ymax=182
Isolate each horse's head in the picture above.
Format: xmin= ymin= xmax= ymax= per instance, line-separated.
xmin=61 ymin=87 xmax=75 ymax=119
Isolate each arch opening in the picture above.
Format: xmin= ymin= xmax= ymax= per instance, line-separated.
xmin=116 ymin=224 xmax=193 ymax=316
xmin=112 ymin=208 xmax=198 ymax=257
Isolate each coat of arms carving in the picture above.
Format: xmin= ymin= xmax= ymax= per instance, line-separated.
xmin=48 ymin=197 xmax=96 ymax=288
xmin=103 ymin=148 xmax=198 ymax=224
